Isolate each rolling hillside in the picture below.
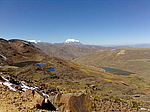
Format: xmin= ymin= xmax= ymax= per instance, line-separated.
xmin=73 ymin=48 xmax=150 ymax=82
xmin=1 ymin=38 xmax=150 ymax=111
xmin=34 ymin=43 xmax=102 ymax=60
xmin=0 ymin=38 xmax=46 ymax=65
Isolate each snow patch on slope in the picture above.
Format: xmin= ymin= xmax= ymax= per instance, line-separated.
xmin=0 ymin=75 xmax=49 ymax=97
xmin=1 ymin=76 xmax=16 ymax=91
xmin=0 ymin=54 xmax=7 ymax=60
xmin=28 ymin=40 xmax=41 ymax=44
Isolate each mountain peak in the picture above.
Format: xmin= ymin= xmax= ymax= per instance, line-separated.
xmin=64 ymin=39 xmax=82 ymax=44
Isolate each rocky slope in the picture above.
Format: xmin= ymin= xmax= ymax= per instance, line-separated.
xmin=0 ymin=38 xmax=45 ymax=66
xmin=0 ymin=73 xmax=92 ymax=112
xmin=1 ymin=71 xmax=150 ymax=112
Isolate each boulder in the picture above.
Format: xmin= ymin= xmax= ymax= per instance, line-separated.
xmin=52 ymin=93 xmax=92 ymax=112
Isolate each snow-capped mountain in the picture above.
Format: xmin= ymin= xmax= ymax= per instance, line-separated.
xmin=28 ymin=40 xmax=41 ymax=44
xmin=64 ymin=39 xmax=82 ymax=44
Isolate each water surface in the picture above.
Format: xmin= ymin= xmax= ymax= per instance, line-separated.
xmin=10 ymin=61 xmax=40 ymax=67
xmin=45 ymin=67 xmax=56 ymax=71
xmin=37 ymin=64 xmax=44 ymax=65
xmin=99 ymin=67 xmax=135 ymax=75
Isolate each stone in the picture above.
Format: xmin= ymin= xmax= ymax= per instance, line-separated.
xmin=52 ymin=93 xmax=92 ymax=112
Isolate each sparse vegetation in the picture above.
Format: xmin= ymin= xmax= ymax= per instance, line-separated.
xmin=1 ymin=39 xmax=150 ymax=111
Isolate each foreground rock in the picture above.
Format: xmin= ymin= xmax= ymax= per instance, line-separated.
xmin=51 ymin=93 xmax=92 ymax=112
xmin=23 ymin=90 xmax=92 ymax=112
xmin=0 ymin=74 xmax=92 ymax=112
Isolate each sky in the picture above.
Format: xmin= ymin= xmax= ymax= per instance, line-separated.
xmin=0 ymin=0 xmax=149 ymax=45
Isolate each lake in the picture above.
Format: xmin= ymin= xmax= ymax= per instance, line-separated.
xmin=37 ymin=64 xmax=44 ymax=65
xmin=9 ymin=61 xmax=40 ymax=67
xmin=99 ymin=67 xmax=135 ymax=75
xmin=45 ymin=67 xmax=56 ymax=71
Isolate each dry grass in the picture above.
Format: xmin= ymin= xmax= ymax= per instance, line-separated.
xmin=73 ymin=48 xmax=150 ymax=83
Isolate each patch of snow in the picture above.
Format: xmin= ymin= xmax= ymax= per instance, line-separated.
xmin=140 ymin=108 xmax=150 ymax=111
xmin=0 ymin=54 xmax=7 ymax=60
xmin=1 ymin=76 xmax=50 ymax=98
xmin=1 ymin=76 xmax=16 ymax=91
xmin=28 ymin=40 xmax=41 ymax=44
xmin=3 ymin=82 xmax=16 ymax=91
xmin=33 ymin=86 xmax=39 ymax=90
xmin=19 ymin=82 xmax=38 ymax=91
xmin=64 ymin=39 xmax=80 ymax=43
xmin=42 ymin=93 xmax=50 ymax=98
xmin=1 ymin=76 xmax=9 ymax=81
xmin=44 ymin=98 xmax=48 ymax=103
xmin=19 ymin=83 xmax=30 ymax=91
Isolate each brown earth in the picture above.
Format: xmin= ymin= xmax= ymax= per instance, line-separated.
xmin=73 ymin=48 xmax=150 ymax=83
xmin=0 ymin=38 xmax=46 ymax=65
xmin=34 ymin=43 xmax=104 ymax=61
xmin=1 ymin=38 xmax=150 ymax=111
xmin=0 ymin=85 xmax=52 ymax=112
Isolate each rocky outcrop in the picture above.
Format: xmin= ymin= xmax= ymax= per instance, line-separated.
xmin=50 ymin=93 xmax=92 ymax=112
xmin=22 ymin=90 xmax=92 ymax=112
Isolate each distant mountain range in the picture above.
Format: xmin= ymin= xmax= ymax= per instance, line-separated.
xmin=28 ymin=39 xmax=83 ymax=45
xmin=28 ymin=39 xmax=150 ymax=48
xmin=129 ymin=43 xmax=150 ymax=48
xmin=27 ymin=39 xmax=150 ymax=61
xmin=108 ymin=43 xmax=150 ymax=49
xmin=28 ymin=39 xmax=108 ymax=60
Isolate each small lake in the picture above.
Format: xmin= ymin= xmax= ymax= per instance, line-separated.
xmin=37 ymin=64 xmax=44 ymax=65
xmin=99 ymin=67 xmax=135 ymax=75
xmin=2 ymin=71 xmax=12 ymax=73
xmin=10 ymin=61 xmax=40 ymax=67
xmin=45 ymin=67 xmax=56 ymax=71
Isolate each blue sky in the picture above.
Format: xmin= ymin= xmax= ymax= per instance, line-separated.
xmin=0 ymin=0 xmax=149 ymax=45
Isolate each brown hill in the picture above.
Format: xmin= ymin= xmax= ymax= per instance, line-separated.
xmin=0 ymin=38 xmax=46 ymax=65
xmin=34 ymin=43 xmax=104 ymax=61
xmin=9 ymin=57 xmax=150 ymax=111
xmin=1 ymin=39 xmax=150 ymax=111
xmin=73 ymin=48 xmax=150 ymax=82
